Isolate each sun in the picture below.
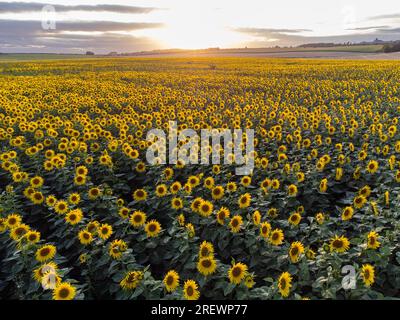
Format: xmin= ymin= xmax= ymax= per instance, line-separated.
xmin=138 ymin=3 xmax=247 ymax=50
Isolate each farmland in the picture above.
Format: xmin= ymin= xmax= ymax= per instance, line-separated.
xmin=1 ymin=57 xmax=400 ymax=300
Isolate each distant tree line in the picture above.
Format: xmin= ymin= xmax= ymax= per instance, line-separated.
xmin=383 ymin=42 xmax=400 ymax=53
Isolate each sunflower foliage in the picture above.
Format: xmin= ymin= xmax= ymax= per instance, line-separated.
xmin=1 ymin=58 xmax=400 ymax=300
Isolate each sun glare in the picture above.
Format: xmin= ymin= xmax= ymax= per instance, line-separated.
xmin=140 ymin=3 xmax=248 ymax=49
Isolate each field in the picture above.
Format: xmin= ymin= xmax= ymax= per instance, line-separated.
xmin=1 ymin=57 xmax=400 ymax=300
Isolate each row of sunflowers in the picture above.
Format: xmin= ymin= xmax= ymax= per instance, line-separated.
xmin=1 ymin=58 xmax=400 ymax=300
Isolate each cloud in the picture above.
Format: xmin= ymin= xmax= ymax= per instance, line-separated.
xmin=0 ymin=2 xmax=158 ymax=14
xmin=0 ymin=19 xmax=163 ymax=53
xmin=376 ymin=27 xmax=400 ymax=33
xmin=346 ymin=25 xmax=390 ymax=31
xmin=234 ymin=27 xmax=312 ymax=35
xmin=367 ymin=13 xmax=400 ymax=21
xmin=236 ymin=26 xmax=400 ymax=47
xmin=0 ymin=19 xmax=163 ymax=34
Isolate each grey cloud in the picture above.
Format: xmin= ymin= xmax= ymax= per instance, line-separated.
xmin=0 ymin=19 xmax=163 ymax=53
xmin=235 ymin=27 xmax=312 ymax=35
xmin=0 ymin=19 xmax=163 ymax=34
xmin=0 ymin=2 xmax=158 ymax=14
xmin=346 ymin=25 xmax=389 ymax=31
xmin=377 ymin=27 xmax=400 ymax=33
xmin=367 ymin=13 xmax=400 ymax=21
xmin=237 ymin=27 xmax=400 ymax=47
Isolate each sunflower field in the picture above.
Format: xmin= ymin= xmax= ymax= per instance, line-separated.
xmin=1 ymin=58 xmax=400 ymax=300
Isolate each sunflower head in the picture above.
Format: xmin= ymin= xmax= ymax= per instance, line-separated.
xmin=183 ymin=280 xmax=200 ymax=300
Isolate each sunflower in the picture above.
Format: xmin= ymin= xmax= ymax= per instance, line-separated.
xmin=244 ymin=274 xmax=255 ymax=288
xmin=260 ymin=222 xmax=271 ymax=239
xmin=341 ymin=206 xmax=354 ymax=221
xmin=267 ymin=208 xmax=278 ymax=218
xmin=287 ymin=184 xmax=298 ymax=197
xmin=191 ymin=197 xmax=203 ymax=213
xmin=183 ymin=280 xmax=200 ymax=300
xmin=198 ymin=200 xmax=213 ymax=217
xmin=203 ymin=177 xmax=215 ymax=189
xmin=226 ymin=182 xmax=237 ymax=192
xmin=187 ymin=175 xmax=200 ymax=187
xmin=42 ymin=272 xmax=61 ymax=290
xmin=46 ymin=195 xmax=57 ymax=208
xmin=120 ymin=271 xmax=144 ymax=290
xmin=130 ymin=211 xmax=147 ymax=227
xmin=135 ymin=161 xmax=146 ymax=173
xmin=269 ymin=229 xmax=284 ymax=246
xmin=384 ymin=191 xmax=390 ymax=206
xmin=88 ymin=187 xmax=101 ymax=200
xmin=30 ymin=176 xmax=44 ymax=188
xmin=271 ymin=179 xmax=280 ymax=190
xmin=54 ymin=200 xmax=69 ymax=214
xmin=65 ymin=209 xmax=83 ymax=225
xmin=155 ymin=184 xmax=168 ymax=197
xmin=75 ymin=165 xmax=88 ymax=176
xmin=78 ymin=230 xmax=93 ymax=245
xmin=211 ymin=186 xmax=225 ymax=200
xmin=228 ymin=262 xmax=248 ymax=285
xmin=359 ymin=185 xmax=371 ymax=198
xmin=98 ymin=224 xmax=113 ymax=240
xmin=197 ymin=256 xmax=217 ymax=276
xmin=297 ymin=172 xmax=305 ymax=183
xmin=10 ymin=223 xmax=30 ymax=241
xmin=315 ymin=212 xmax=325 ymax=225
xmin=306 ymin=248 xmax=316 ymax=260
xmin=199 ymin=241 xmax=214 ymax=258
xmin=253 ymin=210 xmax=261 ymax=225
xmin=145 ymin=220 xmax=161 ymax=237
xmin=353 ymin=195 xmax=367 ymax=209
xmin=118 ymin=207 xmax=130 ymax=219
xmin=109 ymin=239 xmax=128 ymax=259
xmin=366 ymin=160 xmax=379 ymax=174
xmin=169 ymin=181 xmax=182 ymax=194
xmin=229 ymin=215 xmax=243 ymax=233
xmin=163 ymin=167 xmax=174 ymax=180
xmin=216 ymin=207 xmax=230 ymax=225
xmin=0 ymin=219 xmax=6 ymax=233
xmin=33 ymin=262 xmax=58 ymax=282
xmin=238 ymin=193 xmax=251 ymax=208
xmin=361 ymin=264 xmax=375 ymax=287
xmin=68 ymin=193 xmax=81 ymax=205
xmin=171 ymin=197 xmax=183 ymax=210
xmin=74 ymin=174 xmax=86 ymax=186
xmin=177 ymin=214 xmax=185 ymax=226
xmin=31 ymin=191 xmax=45 ymax=205
xmin=278 ymin=272 xmax=292 ymax=298
xmin=241 ymin=176 xmax=251 ymax=187
xmin=86 ymin=221 xmax=99 ymax=234
xmin=186 ymin=223 xmax=195 ymax=237
xmin=367 ymin=231 xmax=381 ymax=249
xmin=36 ymin=244 xmax=57 ymax=262
xmin=329 ymin=235 xmax=350 ymax=253
xmin=395 ymin=170 xmax=400 ymax=183
xmin=52 ymin=282 xmax=76 ymax=301
xmin=319 ymin=178 xmax=328 ymax=193
xmin=289 ymin=241 xmax=304 ymax=263
xmin=260 ymin=178 xmax=271 ymax=191
xmin=163 ymin=270 xmax=180 ymax=292
xmin=133 ymin=189 xmax=147 ymax=201
xmin=288 ymin=212 xmax=301 ymax=226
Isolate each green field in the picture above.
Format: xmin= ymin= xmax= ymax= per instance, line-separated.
xmin=0 ymin=45 xmax=385 ymax=62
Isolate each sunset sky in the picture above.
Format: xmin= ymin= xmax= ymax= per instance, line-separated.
xmin=1 ymin=0 xmax=400 ymax=53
